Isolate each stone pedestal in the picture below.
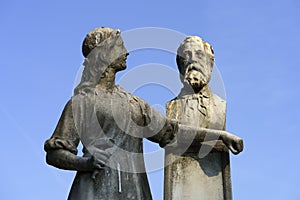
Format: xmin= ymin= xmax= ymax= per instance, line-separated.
xmin=164 ymin=145 xmax=232 ymax=200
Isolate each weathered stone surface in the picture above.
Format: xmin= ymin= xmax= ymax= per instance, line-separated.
xmin=44 ymin=29 xmax=243 ymax=200
xmin=164 ymin=36 xmax=243 ymax=200
xmin=44 ymin=27 xmax=176 ymax=200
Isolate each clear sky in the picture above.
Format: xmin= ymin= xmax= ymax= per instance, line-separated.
xmin=1 ymin=0 xmax=300 ymax=199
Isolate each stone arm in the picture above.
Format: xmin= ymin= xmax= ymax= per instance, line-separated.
xmin=134 ymin=97 xmax=176 ymax=147
xmin=140 ymin=102 xmax=243 ymax=154
xmin=171 ymin=124 xmax=244 ymax=155
xmin=44 ymin=100 xmax=108 ymax=173
xmin=146 ymin=118 xmax=178 ymax=148
xmin=46 ymin=149 xmax=94 ymax=171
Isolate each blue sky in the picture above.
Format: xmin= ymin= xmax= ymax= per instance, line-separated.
xmin=1 ymin=0 xmax=300 ymax=199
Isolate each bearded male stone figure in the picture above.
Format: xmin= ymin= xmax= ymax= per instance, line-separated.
xmin=164 ymin=36 xmax=242 ymax=200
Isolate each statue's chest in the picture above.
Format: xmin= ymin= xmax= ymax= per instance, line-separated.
xmin=168 ymin=99 xmax=210 ymax=128
xmin=94 ymin=90 xmax=144 ymax=132
xmin=167 ymin=97 xmax=226 ymax=130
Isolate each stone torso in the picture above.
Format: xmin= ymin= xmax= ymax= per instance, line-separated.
xmin=59 ymin=86 xmax=154 ymax=200
xmin=167 ymin=85 xmax=226 ymax=131
xmin=164 ymin=85 xmax=230 ymax=200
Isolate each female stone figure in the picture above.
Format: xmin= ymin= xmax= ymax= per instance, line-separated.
xmin=44 ymin=27 xmax=174 ymax=200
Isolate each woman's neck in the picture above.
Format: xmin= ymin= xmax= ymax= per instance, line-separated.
xmin=97 ymin=67 xmax=116 ymax=91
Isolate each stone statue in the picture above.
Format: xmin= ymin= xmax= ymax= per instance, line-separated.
xmin=44 ymin=27 xmax=175 ymax=200
xmin=164 ymin=36 xmax=243 ymax=200
xmin=44 ymin=28 xmax=243 ymax=200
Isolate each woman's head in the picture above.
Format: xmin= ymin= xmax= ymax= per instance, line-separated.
xmin=74 ymin=27 xmax=128 ymax=95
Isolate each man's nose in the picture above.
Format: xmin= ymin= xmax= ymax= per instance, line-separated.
xmin=187 ymin=56 xmax=198 ymax=64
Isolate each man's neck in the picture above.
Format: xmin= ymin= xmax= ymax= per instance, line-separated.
xmin=179 ymin=84 xmax=210 ymax=97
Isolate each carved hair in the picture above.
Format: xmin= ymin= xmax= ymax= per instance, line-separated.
xmin=82 ymin=27 xmax=115 ymax=58
xmin=176 ymin=36 xmax=215 ymax=76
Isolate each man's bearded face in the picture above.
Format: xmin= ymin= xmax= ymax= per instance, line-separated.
xmin=179 ymin=41 xmax=212 ymax=92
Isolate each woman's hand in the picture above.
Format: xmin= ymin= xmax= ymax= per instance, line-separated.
xmin=88 ymin=148 xmax=112 ymax=179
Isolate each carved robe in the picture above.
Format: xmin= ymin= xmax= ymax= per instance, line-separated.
xmin=45 ymin=86 xmax=173 ymax=200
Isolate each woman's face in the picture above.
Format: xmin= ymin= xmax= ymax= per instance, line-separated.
xmin=113 ymin=52 xmax=129 ymax=71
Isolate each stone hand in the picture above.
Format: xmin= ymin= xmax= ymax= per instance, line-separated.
xmin=221 ymin=135 xmax=244 ymax=155
xmin=89 ymin=148 xmax=112 ymax=179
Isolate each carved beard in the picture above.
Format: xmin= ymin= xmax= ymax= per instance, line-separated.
xmin=183 ymin=69 xmax=208 ymax=93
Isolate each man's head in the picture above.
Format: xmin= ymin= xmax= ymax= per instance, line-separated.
xmin=177 ymin=36 xmax=214 ymax=92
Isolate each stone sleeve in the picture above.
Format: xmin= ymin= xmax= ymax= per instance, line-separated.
xmin=137 ymin=98 xmax=177 ymax=147
xmin=44 ymin=100 xmax=80 ymax=155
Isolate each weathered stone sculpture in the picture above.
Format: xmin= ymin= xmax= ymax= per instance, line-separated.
xmin=44 ymin=28 xmax=243 ymax=200
xmin=164 ymin=36 xmax=243 ymax=200
xmin=44 ymin=27 xmax=175 ymax=200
